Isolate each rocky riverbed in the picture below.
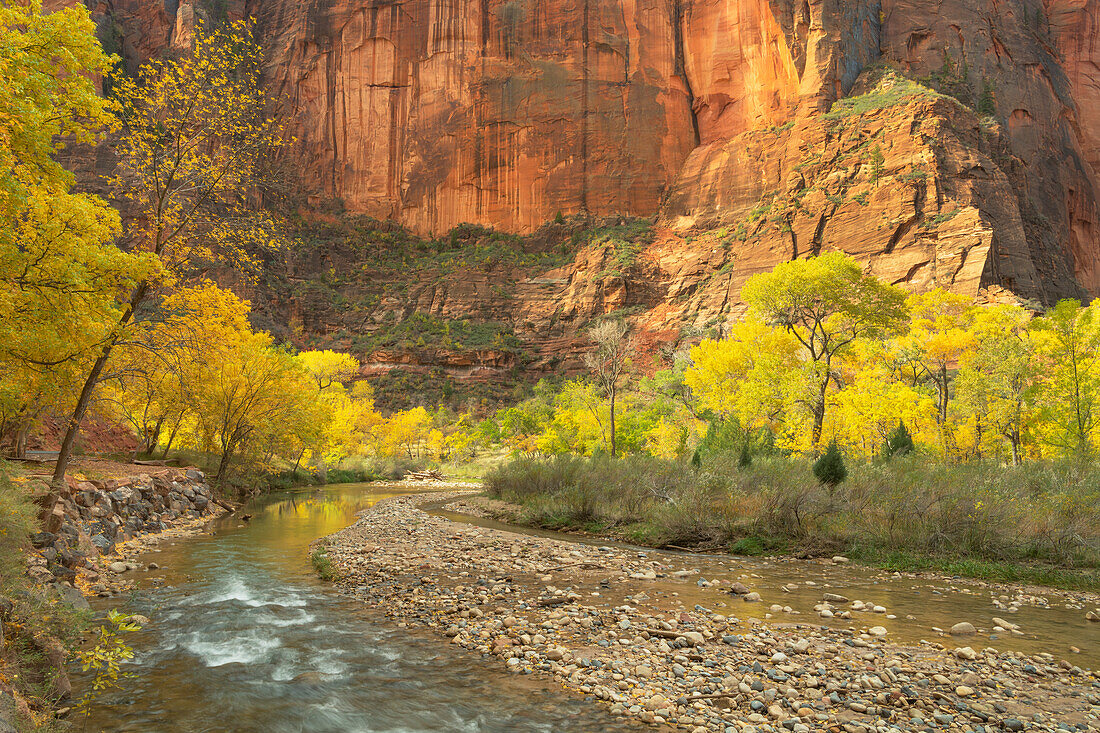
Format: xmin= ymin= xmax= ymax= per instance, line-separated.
xmin=322 ymin=490 xmax=1100 ymax=733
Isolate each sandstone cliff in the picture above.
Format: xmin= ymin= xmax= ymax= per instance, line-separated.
xmin=56 ymin=0 xmax=1100 ymax=405
xmin=81 ymin=0 xmax=1100 ymax=304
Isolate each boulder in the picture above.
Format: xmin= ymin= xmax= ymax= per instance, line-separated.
xmin=950 ymin=622 xmax=977 ymax=636
xmin=29 ymin=532 xmax=57 ymax=549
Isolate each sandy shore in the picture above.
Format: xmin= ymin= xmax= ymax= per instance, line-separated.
xmin=322 ymin=490 xmax=1100 ymax=733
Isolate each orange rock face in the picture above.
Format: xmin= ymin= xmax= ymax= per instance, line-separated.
xmin=72 ymin=0 xmax=1100 ymax=302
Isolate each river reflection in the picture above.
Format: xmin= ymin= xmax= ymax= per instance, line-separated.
xmin=76 ymin=484 xmax=648 ymax=732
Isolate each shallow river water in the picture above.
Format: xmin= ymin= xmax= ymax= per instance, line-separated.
xmin=77 ymin=482 xmax=1098 ymax=731
xmin=426 ymin=503 xmax=1099 ymax=667
xmin=77 ymin=483 xmax=647 ymax=732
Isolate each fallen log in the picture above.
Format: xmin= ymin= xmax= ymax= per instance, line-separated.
xmin=404 ymin=469 xmax=445 ymax=481
xmin=210 ymin=495 xmax=239 ymax=513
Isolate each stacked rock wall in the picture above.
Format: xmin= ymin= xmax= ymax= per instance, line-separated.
xmin=26 ymin=469 xmax=223 ymax=589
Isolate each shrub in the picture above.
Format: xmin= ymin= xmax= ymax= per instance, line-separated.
xmin=813 ymin=440 xmax=848 ymax=486
xmin=882 ymin=421 xmax=914 ymax=458
xmin=484 ymin=453 xmax=1100 ymax=581
xmin=311 ymin=548 xmax=339 ymax=581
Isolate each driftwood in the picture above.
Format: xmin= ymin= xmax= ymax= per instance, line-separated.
xmin=544 ymin=561 xmax=605 ymax=572
xmin=677 ymin=692 xmax=743 ymax=703
xmin=404 ymin=469 xmax=445 ymax=481
xmin=643 ymin=627 xmax=700 ymax=640
xmin=210 ymin=495 xmax=239 ymax=513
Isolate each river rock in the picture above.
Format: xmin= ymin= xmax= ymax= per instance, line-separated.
xmin=108 ymin=562 xmax=129 ymax=573
xmin=950 ymin=622 xmax=977 ymax=635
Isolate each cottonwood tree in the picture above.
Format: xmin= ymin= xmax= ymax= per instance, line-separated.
xmin=684 ymin=317 xmax=803 ymax=438
xmin=1033 ymin=300 xmax=1100 ymax=457
xmin=0 ymin=1 xmax=153 ymax=456
xmin=894 ymin=289 xmax=977 ymax=456
xmin=955 ymin=304 xmax=1044 ymax=464
xmin=53 ymin=21 xmax=287 ymax=483
xmin=583 ymin=320 xmax=633 ymax=457
xmin=740 ymin=252 xmax=908 ymax=448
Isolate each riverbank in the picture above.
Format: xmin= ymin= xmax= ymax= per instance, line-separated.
xmin=322 ymin=489 xmax=1100 ymax=733
xmin=450 ymin=495 xmax=1100 ymax=603
xmin=0 ymin=463 xmax=230 ymax=730
xmin=483 ymin=455 xmax=1100 ymax=593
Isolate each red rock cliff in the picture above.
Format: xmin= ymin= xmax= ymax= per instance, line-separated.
xmin=74 ymin=0 xmax=1100 ymax=301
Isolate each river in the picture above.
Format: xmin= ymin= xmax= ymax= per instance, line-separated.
xmin=77 ymin=483 xmax=647 ymax=732
xmin=76 ymin=482 xmax=1097 ymax=731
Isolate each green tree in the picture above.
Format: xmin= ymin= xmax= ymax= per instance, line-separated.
xmin=741 ymin=252 xmax=908 ymax=447
xmin=883 ymin=421 xmax=914 ymax=458
xmin=813 ymin=439 xmax=847 ymax=486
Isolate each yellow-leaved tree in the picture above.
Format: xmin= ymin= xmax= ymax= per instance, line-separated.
xmin=1032 ymin=300 xmax=1100 ymax=457
xmin=0 ymin=0 xmax=154 ymax=455
xmin=684 ymin=317 xmax=804 ymax=442
xmin=955 ymin=304 xmax=1046 ymax=464
xmin=53 ymin=20 xmax=288 ymax=482
xmin=894 ymin=289 xmax=977 ymax=456
xmin=740 ymin=252 xmax=908 ymax=449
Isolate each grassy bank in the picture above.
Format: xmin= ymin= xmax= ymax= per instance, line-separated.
xmin=0 ymin=470 xmax=92 ymax=729
xmin=485 ymin=454 xmax=1100 ymax=591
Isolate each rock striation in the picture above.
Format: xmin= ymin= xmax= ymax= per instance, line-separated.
xmin=60 ymin=0 xmax=1100 ymax=316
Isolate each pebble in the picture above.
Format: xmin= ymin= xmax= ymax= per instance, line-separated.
xmin=320 ymin=490 xmax=1100 ymax=733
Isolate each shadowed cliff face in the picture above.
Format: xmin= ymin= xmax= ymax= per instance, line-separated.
xmin=71 ymin=0 xmax=1100 ymax=306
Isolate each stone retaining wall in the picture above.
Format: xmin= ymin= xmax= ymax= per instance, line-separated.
xmin=25 ymin=468 xmax=222 ymax=589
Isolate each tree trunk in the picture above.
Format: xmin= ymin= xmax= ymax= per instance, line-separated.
xmin=52 ymin=284 xmax=147 ymax=485
xmin=215 ymin=444 xmax=235 ymax=485
xmin=14 ymin=423 xmax=28 ymax=460
xmin=161 ymin=418 xmax=181 ymax=459
xmin=811 ymin=386 xmax=827 ymax=449
xmin=52 ymin=348 xmax=111 ymax=485
xmin=609 ymin=386 xmax=617 ymax=458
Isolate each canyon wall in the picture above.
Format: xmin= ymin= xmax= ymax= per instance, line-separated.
xmin=73 ymin=0 xmax=1100 ymax=305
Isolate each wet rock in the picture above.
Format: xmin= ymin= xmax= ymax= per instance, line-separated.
xmin=950 ymin=622 xmax=977 ymax=635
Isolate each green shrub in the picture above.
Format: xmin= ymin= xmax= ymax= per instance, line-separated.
xmin=882 ymin=421 xmax=914 ymax=458
xmin=813 ymin=440 xmax=848 ymax=486
xmin=310 ymin=548 xmax=339 ymax=581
